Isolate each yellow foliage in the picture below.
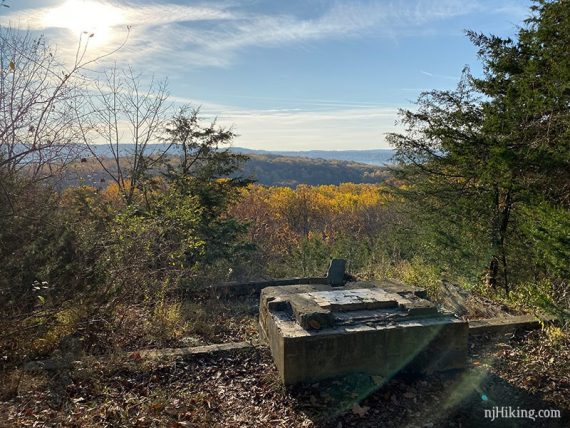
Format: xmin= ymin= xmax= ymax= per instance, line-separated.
xmin=151 ymin=301 xmax=187 ymax=341
xmin=29 ymin=307 xmax=83 ymax=355
xmin=230 ymin=183 xmax=391 ymax=260
xmin=395 ymin=257 xmax=442 ymax=299
xmin=545 ymin=326 xmax=566 ymax=345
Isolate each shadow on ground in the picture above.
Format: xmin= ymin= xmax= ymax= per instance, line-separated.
xmin=3 ymin=345 xmax=568 ymax=427
xmin=288 ymin=368 xmax=569 ymax=427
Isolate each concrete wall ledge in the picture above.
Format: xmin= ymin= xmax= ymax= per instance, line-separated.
xmin=132 ymin=341 xmax=256 ymax=361
xmin=24 ymin=315 xmax=558 ymax=372
xmin=468 ymin=314 xmax=556 ymax=335
xmin=24 ymin=342 xmax=258 ymax=372
xmin=210 ymin=277 xmax=328 ymax=297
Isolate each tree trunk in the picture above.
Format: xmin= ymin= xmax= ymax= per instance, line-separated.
xmin=487 ymin=256 xmax=499 ymax=289
xmin=498 ymin=188 xmax=512 ymax=293
xmin=488 ymin=185 xmax=513 ymax=293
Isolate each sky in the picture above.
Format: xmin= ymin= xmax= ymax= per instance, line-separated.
xmin=0 ymin=0 xmax=531 ymax=150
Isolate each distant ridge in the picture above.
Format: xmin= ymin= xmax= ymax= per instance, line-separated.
xmin=80 ymin=144 xmax=395 ymax=166
xmin=63 ymin=145 xmax=391 ymax=188
xmin=231 ymin=147 xmax=394 ymax=166
xmin=241 ymin=153 xmax=389 ymax=187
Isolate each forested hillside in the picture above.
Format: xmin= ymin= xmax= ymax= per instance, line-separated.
xmin=88 ymin=144 xmax=396 ymax=166
xmin=62 ymin=153 xmax=389 ymax=188
xmin=241 ymin=154 xmax=389 ymax=186
xmin=232 ymin=147 xmax=395 ymax=166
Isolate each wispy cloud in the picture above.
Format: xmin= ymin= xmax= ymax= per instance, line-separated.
xmin=142 ymin=0 xmax=480 ymax=69
xmin=177 ymin=101 xmax=402 ymax=150
xmin=219 ymin=106 xmax=399 ymax=151
xmin=0 ymin=0 xmax=517 ymax=70
xmin=420 ymin=70 xmax=459 ymax=80
xmin=1 ymin=1 xmax=235 ymax=30
xmin=0 ymin=1 xmax=236 ymax=67
xmin=0 ymin=0 xmax=523 ymax=151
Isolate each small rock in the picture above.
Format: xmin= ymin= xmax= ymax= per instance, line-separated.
xmin=351 ymin=403 xmax=369 ymax=417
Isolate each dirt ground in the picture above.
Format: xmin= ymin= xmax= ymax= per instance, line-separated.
xmin=2 ymin=327 xmax=568 ymax=428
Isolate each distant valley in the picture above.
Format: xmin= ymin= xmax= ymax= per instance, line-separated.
xmin=84 ymin=144 xmax=395 ymax=166
xmin=241 ymin=154 xmax=390 ymax=187
xmin=66 ymin=146 xmax=392 ymax=188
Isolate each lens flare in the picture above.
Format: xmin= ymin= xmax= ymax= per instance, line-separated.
xmin=42 ymin=0 xmax=124 ymax=47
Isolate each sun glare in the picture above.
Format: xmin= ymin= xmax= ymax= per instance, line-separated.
xmin=42 ymin=0 xmax=124 ymax=46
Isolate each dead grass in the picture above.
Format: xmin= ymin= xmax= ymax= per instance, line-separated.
xmin=2 ymin=331 xmax=568 ymax=427
xmin=89 ymin=295 xmax=259 ymax=353
xmin=2 ymin=289 xmax=568 ymax=427
xmin=180 ymin=297 xmax=258 ymax=344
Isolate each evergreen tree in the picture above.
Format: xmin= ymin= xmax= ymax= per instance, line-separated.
xmin=388 ymin=0 xmax=570 ymax=297
xmin=162 ymin=107 xmax=254 ymax=266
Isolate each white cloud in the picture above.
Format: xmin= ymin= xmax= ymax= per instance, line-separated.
xmin=165 ymin=91 xmax=400 ymax=150
xmin=199 ymin=104 xmax=400 ymax=150
xmin=145 ymin=0 xmax=479 ymax=67
xmin=0 ymin=0 xmax=522 ymax=151
xmin=0 ymin=0 xmax=518 ymax=70
xmin=420 ymin=70 xmax=459 ymax=80
xmin=2 ymin=1 xmax=234 ymax=30
xmin=0 ymin=1 xmax=236 ymax=66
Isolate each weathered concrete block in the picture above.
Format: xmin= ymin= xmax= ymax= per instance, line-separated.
xmin=259 ymin=281 xmax=468 ymax=385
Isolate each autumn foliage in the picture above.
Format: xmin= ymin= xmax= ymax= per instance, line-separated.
xmin=230 ymin=183 xmax=398 ymax=277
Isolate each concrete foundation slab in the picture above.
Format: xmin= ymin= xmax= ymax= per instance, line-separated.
xmin=259 ymin=281 xmax=468 ymax=385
